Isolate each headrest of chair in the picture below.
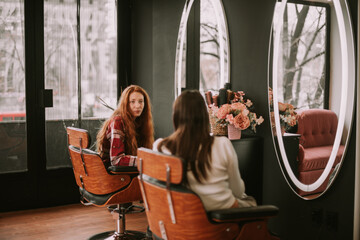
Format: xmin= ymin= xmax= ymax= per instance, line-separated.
xmin=137 ymin=147 xmax=183 ymax=184
xmin=296 ymin=109 xmax=338 ymax=148
xmin=67 ymin=127 xmax=91 ymax=149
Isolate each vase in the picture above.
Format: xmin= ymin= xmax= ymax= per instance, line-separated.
xmin=227 ymin=124 xmax=241 ymax=140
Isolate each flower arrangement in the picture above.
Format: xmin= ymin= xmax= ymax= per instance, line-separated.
xmin=208 ymin=91 xmax=264 ymax=133
xmin=268 ymin=88 xmax=299 ymax=133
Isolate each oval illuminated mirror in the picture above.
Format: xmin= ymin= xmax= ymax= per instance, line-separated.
xmin=174 ymin=0 xmax=230 ymax=98
xmin=269 ymin=0 xmax=355 ymax=199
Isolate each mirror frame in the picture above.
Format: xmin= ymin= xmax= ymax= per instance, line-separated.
xmin=174 ymin=0 xmax=230 ymax=98
xmin=270 ymin=0 xmax=356 ymax=198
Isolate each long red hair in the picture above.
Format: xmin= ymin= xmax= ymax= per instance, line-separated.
xmin=96 ymin=85 xmax=154 ymax=156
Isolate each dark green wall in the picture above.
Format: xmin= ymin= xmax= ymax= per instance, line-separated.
xmin=131 ymin=0 xmax=358 ymax=239
xmin=132 ymin=0 xmax=183 ymax=138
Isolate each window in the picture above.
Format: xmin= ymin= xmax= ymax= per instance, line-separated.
xmin=0 ymin=0 xmax=27 ymax=174
xmin=44 ymin=0 xmax=118 ymax=169
xmin=199 ymin=0 xmax=229 ymax=92
xmin=275 ymin=0 xmax=330 ymax=109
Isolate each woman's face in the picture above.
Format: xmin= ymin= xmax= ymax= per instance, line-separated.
xmin=129 ymin=92 xmax=145 ymax=117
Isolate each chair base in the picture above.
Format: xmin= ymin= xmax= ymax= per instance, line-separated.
xmin=89 ymin=230 xmax=147 ymax=240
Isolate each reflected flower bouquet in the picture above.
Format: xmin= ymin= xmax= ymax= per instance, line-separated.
xmin=209 ymin=91 xmax=264 ymax=133
xmin=269 ymin=88 xmax=299 ymax=132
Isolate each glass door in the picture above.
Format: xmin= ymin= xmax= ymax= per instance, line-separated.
xmin=43 ymin=0 xmax=117 ymax=170
xmin=0 ymin=1 xmax=27 ymax=174
xmin=0 ymin=0 xmax=121 ymax=212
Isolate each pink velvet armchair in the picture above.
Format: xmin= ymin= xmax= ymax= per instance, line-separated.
xmin=296 ymin=109 xmax=344 ymax=197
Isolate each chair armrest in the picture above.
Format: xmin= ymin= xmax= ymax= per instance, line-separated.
xmin=107 ymin=165 xmax=139 ymax=174
xmin=209 ymin=205 xmax=279 ymax=223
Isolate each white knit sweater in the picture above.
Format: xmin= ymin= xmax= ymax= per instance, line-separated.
xmin=153 ymin=136 xmax=256 ymax=211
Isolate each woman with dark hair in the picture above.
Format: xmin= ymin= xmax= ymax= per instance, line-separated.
xmin=97 ymin=85 xmax=154 ymax=166
xmin=154 ymin=90 xmax=256 ymax=210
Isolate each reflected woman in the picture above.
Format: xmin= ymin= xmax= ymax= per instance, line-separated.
xmin=97 ymin=85 xmax=154 ymax=166
xmin=153 ymin=90 xmax=256 ymax=210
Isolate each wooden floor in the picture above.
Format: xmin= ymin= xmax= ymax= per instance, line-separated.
xmin=0 ymin=202 xmax=148 ymax=240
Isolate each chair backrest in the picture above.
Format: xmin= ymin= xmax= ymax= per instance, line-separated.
xmin=137 ymin=147 xmax=239 ymax=240
xmin=296 ymin=109 xmax=338 ymax=148
xmin=67 ymin=127 xmax=91 ymax=149
xmin=66 ymin=127 xmax=131 ymax=195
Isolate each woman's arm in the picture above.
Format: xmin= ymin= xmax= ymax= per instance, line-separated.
xmin=224 ymin=139 xmax=257 ymax=207
xmin=225 ymin=139 xmax=246 ymax=199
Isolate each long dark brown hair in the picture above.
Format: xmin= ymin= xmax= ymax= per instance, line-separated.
xmin=158 ymin=90 xmax=214 ymax=185
xmin=96 ymin=85 xmax=154 ymax=156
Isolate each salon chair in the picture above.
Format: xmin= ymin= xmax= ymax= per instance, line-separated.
xmin=295 ymin=109 xmax=345 ymax=196
xmin=66 ymin=127 xmax=146 ymax=240
xmin=137 ymin=148 xmax=280 ymax=240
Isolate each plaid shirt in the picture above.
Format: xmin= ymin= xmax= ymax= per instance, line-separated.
xmin=102 ymin=116 xmax=137 ymax=167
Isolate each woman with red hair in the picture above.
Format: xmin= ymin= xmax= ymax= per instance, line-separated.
xmin=96 ymin=85 xmax=154 ymax=166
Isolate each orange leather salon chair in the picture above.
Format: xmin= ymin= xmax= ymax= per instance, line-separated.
xmin=137 ymin=147 xmax=280 ymax=240
xmin=67 ymin=127 xmax=146 ymax=240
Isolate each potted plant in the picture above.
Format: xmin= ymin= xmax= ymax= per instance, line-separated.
xmin=269 ymin=88 xmax=299 ymax=135
xmin=208 ymin=91 xmax=264 ymax=139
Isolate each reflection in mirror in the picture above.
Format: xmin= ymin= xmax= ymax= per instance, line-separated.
xmin=269 ymin=0 xmax=355 ymax=199
xmin=175 ymin=0 xmax=230 ymax=98
xmin=274 ymin=1 xmax=330 ymax=109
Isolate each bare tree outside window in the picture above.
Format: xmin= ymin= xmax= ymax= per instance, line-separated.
xmin=0 ymin=0 xmax=25 ymax=117
xmin=199 ymin=0 xmax=229 ymax=93
xmin=175 ymin=0 xmax=229 ymax=97
xmin=43 ymin=0 xmax=118 ymax=169
xmin=0 ymin=0 xmax=27 ymax=174
xmin=44 ymin=0 xmax=117 ymax=121
xmin=276 ymin=2 xmax=328 ymax=110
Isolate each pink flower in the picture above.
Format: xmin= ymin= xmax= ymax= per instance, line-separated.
xmin=226 ymin=114 xmax=235 ymax=124
xmin=241 ymin=108 xmax=250 ymax=116
xmin=278 ymin=102 xmax=295 ymax=112
xmin=245 ymin=99 xmax=253 ymax=108
xmin=233 ymin=114 xmax=250 ymax=130
xmin=216 ymin=104 xmax=231 ymax=119
xmin=233 ymin=91 xmax=244 ymax=102
xmin=208 ymin=90 xmax=264 ymax=134
xmin=230 ymin=102 xmax=246 ymax=111
xmin=256 ymin=116 xmax=264 ymax=125
xmin=287 ymin=115 xmax=297 ymax=126
xmin=278 ymin=102 xmax=287 ymax=112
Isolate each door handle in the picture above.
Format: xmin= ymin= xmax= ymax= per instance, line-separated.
xmin=40 ymin=89 xmax=53 ymax=108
